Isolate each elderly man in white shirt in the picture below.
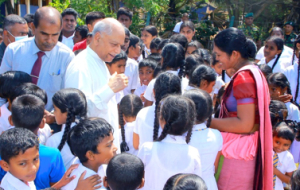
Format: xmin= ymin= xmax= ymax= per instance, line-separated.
xmin=64 ymin=18 xmax=128 ymax=153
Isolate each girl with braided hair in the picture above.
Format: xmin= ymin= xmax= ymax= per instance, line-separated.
xmin=46 ymin=88 xmax=87 ymax=169
xmin=133 ymin=72 xmax=181 ymax=150
xmin=183 ymin=89 xmax=223 ymax=190
xmin=137 ymin=95 xmax=202 ymax=190
xmin=119 ymin=94 xmax=143 ymax=155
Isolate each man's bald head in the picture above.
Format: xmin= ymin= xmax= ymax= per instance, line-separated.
xmin=92 ymin=18 xmax=125 ymax=36
xmin=33 ymin=7 xmax=62 ymax=28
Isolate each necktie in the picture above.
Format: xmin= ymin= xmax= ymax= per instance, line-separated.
xmin=273 ymin=153 xmax=279 ymax=189
xmin=31 ymin=51 xmax=45 ymax=84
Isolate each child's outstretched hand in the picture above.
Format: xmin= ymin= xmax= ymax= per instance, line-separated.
xmin=75 ymin=170 xmax=102 ymax=190
xmin=52 ymin=164 xmax=79 ymax=189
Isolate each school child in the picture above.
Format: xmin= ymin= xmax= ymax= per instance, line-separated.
xmin=180 ymin=21 xmax=196 ymax=43
xmin=163 ymin=174 xmax=208 ymax=190
xmin=186 ymin=41 xmax=203 ymax=56
xmin=141 ymin=26 xmax=158 ymax=58
xmin=157 ymin=39 xmax=170 ymax=54
xmin=134 ymin=59 xmax=158 ymax=101
xmin=273 ymin=123 xmax=297 ymax=190
xmin=184 ymin=89 xmax=222 ymax=190
xmin=211 ymin=53 xmax=222 ymax=76
xmin=61 ymin=118 xmax=118 ymax=190
xmin=258 ymin=36 xmax=291 ymax=73
xmin=291 ymin=169 xmax=300 ymax=190
xmin=188 ymin=65 xmax=217 ymax=95
xmin=127 ymin=35 xmax=142 ymax=61
xmin=0 ymin=128 xmax=39 ymax=190
xmin=267 ymin=73 xmax=300 ymax=122
xmin=4 ymin=94 xmax=66 ymax=189
xmin=133 ymin=72 xmax=181 ymax=150
xmin=138 ymin=95 xmax=202 ymax=190
xmin=185 ymin=54 xmax=203 ymax=78
xmin=150 ymin=37 xmax=162 ymax=54
xmin=143 ymin=43 xmax=186 ymax=106
xmin=46 ymin=88 xmax=87 ymax=169
xmin=258 ymin=64 xmax=273 ymax=79
xmin=169 ymin=34 xmax=188 ymax=52
xmin=192 ymin=48 xmax=212 ymax=66
xmin=291 ymin=35 xmax=300 ymax=65
xmin=213 ymin=86 xmax=225 ymax=118
xmin=104 ymin=153 xmax=145 ymax=190
xmin=269 ymin=100 xmax=288 ymax=127
xmin=119 ymin=94 xmax=143 ymax=155
xmin=73 ymin=25 xmax=88 ymax=45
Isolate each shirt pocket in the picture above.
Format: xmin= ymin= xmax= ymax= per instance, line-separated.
xmin=48 ymin=69 xmax=62 ymax=93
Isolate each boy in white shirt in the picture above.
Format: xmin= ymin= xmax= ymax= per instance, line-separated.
xmin=61 ymin=118 xmax=118 ymax=190
xmin=0 ymin=128 xmax=40 ymax=190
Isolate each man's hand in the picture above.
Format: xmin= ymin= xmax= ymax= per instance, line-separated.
xmin=44 ymin=110 xmax=55 ymax=124
xmin=75 ymin=171 xmax=102 ymax=190
xmin=108 ymin=72 xmax=129 ymax=93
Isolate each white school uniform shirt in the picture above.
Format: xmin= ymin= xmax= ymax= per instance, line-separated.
xmin=223 ymin=72 xmax=231 ymax=83
xmin=213 ymin=76 xmax=225 ymax=95
xmin=46 ymin=123 xmax=76 ymax=169
xmin=61 ymin=158 xmax=107 ymax=190
xmin=285 ymin=102 xmax=300 ymax=122
xmin=138 ymin=134 xmax=202 ymax=190
xmin=256 ymin=45 xmax=294 ymax=61
xmin=134 ymin=84 xmax=147 ymax=98
xmin=1 ymin=172 xmax=36 ymax=190
xmin=119 ymin=121 xmax=138 ymax=155
xmin=115 ymin=90 xmax=124 ymax=104
xmin=61 ymin=33 xmax=75 ymax=50
xmin=284 ymin=64 xmax=300 ymax=104
xmin=0 ymin=103 xmax=13 ymax=134
xmin=124 ymin=58 xmax=139 ymax=96
xmin=173 ymin=21 xmax=183 ymax=33
xmin=134 ymin=103 xmax=162 ymax=149
xmin=38 ymin=124 xmax=52 ymax=145
xmin=273 ymin=150 xmax=296 ymax=190
xmin=257 ymin=56 xmax=291 ymax=73
xmin=64 ymin=47 xmax=120 ymax=153
xmin=189 ymin=123 xmax=223 ymax=190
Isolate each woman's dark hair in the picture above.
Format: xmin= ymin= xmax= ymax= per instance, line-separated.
xmin=161 ymin=43 xmax=185 ymax=79
xmin=188 ymin=40 xmax=203 ymax=49
xmin=163 ymin=173 xmax=207 ymax=190
xmin=106 ymin=50 xmax=127 ymax=65
xmin=184 ymin=54 xmax=203 ymax=78
xmin=169 ymin=34 xmax=188 ymax=51
xmin=189 ymin=65 xmax=217 ymax=87
xmin=266 ymin=36 xmax=284 ymax=71
xmin=52 ymin=88 xmax=87 ymax=151
xmin=214 ymin=86 xmax=226 ymax=118
xmin=147 ymin=53 xmax=162 ymax=64
xmin=292 ymin=35 xmax=300 ymax=65
xmin=158 ymin=39 xmax=170 ymax=51
xmin=153 ymin=72 xmax=182 ymax=141
xmin=214 ymin=27 xmax=257 ymax=59
xmin=192 ymin=48 xmax=211 ymax=65
xmin=150 ymin=37 xmax=162 ymax=50
xmin=183 ymin=89 xmax=213 ymax=127
xmin=269 ymin=100 xmax=287 ymax=127
xmin=142 ymin=25 xmax=158 ymax=36
xmin=291 ymin=169 xmax=300 ymax=190
xmin=157 ymin=95 xmax=195 ymax=143
xmin=0 ymin=71 xmax=32 ymax=100
xmin=119 ymin=94 xmax=143 ymax=152
xmin=180 ymin=21 xmax=195 ymax=31
xmin=258 ymin=64 xmax=272 ymax=78
xmin=273 ymin=122 xmax=295 ymax=143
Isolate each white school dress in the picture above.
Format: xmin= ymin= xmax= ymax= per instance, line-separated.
xmin=38 ymin=124 xmax=52 ymax=145
xmin=273 ymin=151 xmax=296 ymax=190
xmin=134 ymin=84 xmax=147 ymax=98
xmin=124 ymin=58 xmax=139 ymax=96
xmin=46 ymin=123 xmax=76 ymax=169
xmin=61 ymin=157 xmax=107 ymax=190
xmin=133 ymin=103 xmax=162 ymax=149
xmin=285 ymin=102 xmax=300 ymax=122
xmin=119 ymin=121 xmax=138 ymax=155
xmin=257 ymin=56 xmax=291 ymax=73
xmin=0 ymin=103 xmax=13 ymax=134
xmin=189 ymin=123 xmax=223 ymax=190
xmin=256 ymin=45 xmax=294 ymax=61
xmin=138 ymin=134 xmax=202 ymax=190
xmin=212 ymin=76 xmax=225 ymax=98
xmin=1 ymin=172 xmax=36 ymax=190
xmin=284 ymin=64 xmax=300 ymax=104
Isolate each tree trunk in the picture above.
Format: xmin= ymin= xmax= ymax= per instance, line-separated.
xmin=5 ymin=0 xmax=14 ymax=14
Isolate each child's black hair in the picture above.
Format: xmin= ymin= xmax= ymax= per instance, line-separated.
xmin=9 ymin=82 xmax=48 ymax=105
xmin=265 ymin=36 xmax=284 ymax=71
xmin=67 ymin=117 xmax=114 ymax=163
xmin=284 ymin=120 xmax=300 ymax=142
xmin=183 ymin=89 xmax=213 ymax=127
xmin=269 ymin=100 xmax=287 ymax=127
xmin=0 ymin=71 xmax=32 ymax=100
xmin=85 ymin=11 xmax=105 ymax=25
xmin=157 ymin=95 xmax=195 ymax=143
xmin=127 ymin=34 xmax=140 ymax=53
xmin=188 ymin=40 xmax=203 ymax=49
xmin=291 ymin=168 xmax=300 ymax=190
xmin=150 ymin=37 xmax=162 ymax=51
xmin=11 ymin=94 xmax=45 ymax=132
xmin=61 ymin=8 xmax=78 ymax=19
xmin=169 ymin=34 xmax=188 ymax=52
xmin=119 ymin=94 xmax=143 ymax=152
xmin=139 ymin=57 xmax=159 ymax=70
xmin=189 ymin=65 xmax=217 ymax=88
xmin=153 ymin=72 xmax=182 ymax=140
xmin=106 ymin=50 xmax=128 ymax=66
xmin=192 ymin=48 xmax=211 ymax=65
xmin=153 ymin=65 xmax=163 ymax=78
xmin=142 ymin=25 xmax=158 ymax=37
xmin=158 ymin=39 xmax=170 ymax=51
xmin=273 ymin=122 xmax=295 ymax=143
xmin=163 ymin=173 xmax=207 ymax=190
xmin=117 ymin=7 xmax=133 ymax=20
xmin=184 ymin=54 xmax=203 ymax=78
xmin=147 ymin=53 xmax=162 ymax=64
xmin=124 ymin=26 xmax=130 ymax=37
xmin=106 ymin=153 xmax=144 ymax=190
xmin=0 ymin=128 xmax=39 ymax=163
xmin=180 ymin=21 xmax=195 ymax=32
xmin=214 ymin=86 xmax=226 ymax=118
xmin=75 ymin=25 xmax=88 ymax=39
xmin=258 ymin=64 xmax=272 ymax=78
xmin=292 ymin=35 xmax=300 ymax=65
xmin=161 ymin=43 xmax=185 ymax=79
xmin=52 ymin=88 xmax=87 ymax=151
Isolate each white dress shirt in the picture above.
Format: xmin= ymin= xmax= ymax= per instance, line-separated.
xmin=189 ymin=123 xmax=223 ymax=190
xmin=0 ymin=103 xmax=13 ymax=134
xmin=256 ymin=45 xmax=294 ymax=61
xmin=119 ymin=121 xmax=138 ymax=155
xmin=173 ymin=21 xmax=183 ymax=33
xmin=124 ymin=58 xmax=139 ymax=96
xmin=64 ymin=47 xmax=120 ymax=152
xmin=257 ymin=56 xmax=292 ymax=73
xmin=138 ymin=134 xmax=202 ymax=190
xmin=0 ymin=37 xmax=75 ymax=110
xmin=61 ymin=158 xmax=107 ymax=190
xmin=1 ymin=172 xmax=36 ymax=190
xmin=61 ymin=33 xmax=75 ymax=50
xmin=284 ymin=64 xmax=300 ymax=104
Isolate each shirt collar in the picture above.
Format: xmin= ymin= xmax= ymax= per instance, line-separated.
xmin=5 ymin=172 xmax=34 ymax=189
xmin=193 ymin=123 xmax=207 ymax=131
xmin=63 ymin=32 xmax=75 ymax=39
xmin=31 ymin=37 xmax=51 ymax=58
xmin=166 ymin=70 xmax=178 ymax=76
xmin=86 ymin=46 xmax=106 ymax=65
xmin=161 ymin=134 xmax=187 ymax=144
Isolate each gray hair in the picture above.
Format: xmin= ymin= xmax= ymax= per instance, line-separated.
xmin=92 ymin=20 xmax=113 ymax=36
xmin=3 ymin=14 xmax=27 ymax=30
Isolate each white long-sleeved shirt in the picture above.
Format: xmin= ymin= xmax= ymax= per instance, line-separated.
xmin=1 ymin=172 xmax=36 ymax=190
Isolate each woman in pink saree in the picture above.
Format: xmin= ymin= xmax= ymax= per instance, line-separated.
xmin=211 ymin=28 xmax=273 ymax=190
